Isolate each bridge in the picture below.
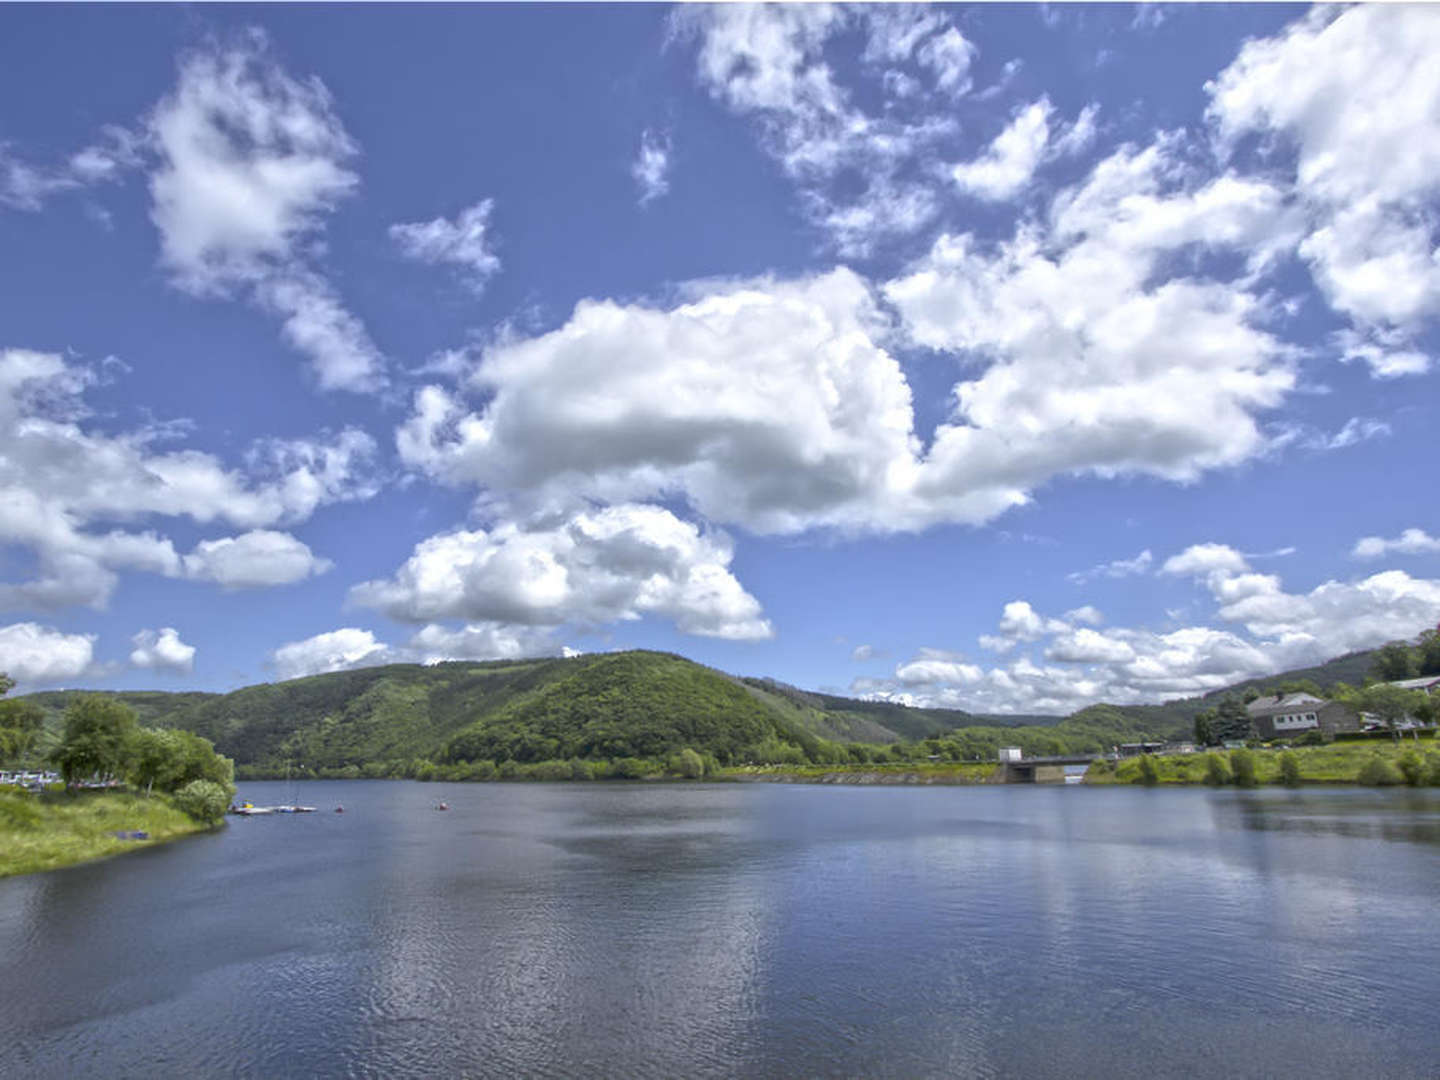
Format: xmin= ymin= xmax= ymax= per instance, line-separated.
xmin=997 ymin=754 xmax=1100 ymax=784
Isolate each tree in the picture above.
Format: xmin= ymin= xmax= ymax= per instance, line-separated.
xmin=1278 ymin=751 xmax=1302 ymax=788
xmin=1349 ymin=684 xmax=1428 ymax=739
xmin=1213 ymin=696 xmax=1253 ymax=743
xmin=1417 ymin=628 xmax=1440 ymax=677
xmin=0 ymin=698 xmax=44 ymax=765
xmin=51 ymin=695 xmax=138 ymax=784
xmin=1371 ymin=641 xmax=1419 ymax=682
xmin=1193 ymin=708 xmax=1217 ymax=747
xmin=1229 ymin=748 xmax=1258 ymax=788
xmin=0 ymin=673 xmax=13 ymax=697
xmin=1204 ymin=753 xmax=1232 ymax=786
xmin=172 ymin=779 xmax=230 ymax=824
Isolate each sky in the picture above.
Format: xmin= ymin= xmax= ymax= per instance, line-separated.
xmin=2 ymin=3 xmax=1439 ymax=715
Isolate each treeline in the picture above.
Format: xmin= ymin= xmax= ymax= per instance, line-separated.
xmin=19 ymin=683 xmax=236 ymax=823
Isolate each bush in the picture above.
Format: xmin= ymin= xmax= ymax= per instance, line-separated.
xmin=1426 ymin=753 xmax=1440 ymax=787
xmin=1398 ymin=750 xmax=1426 ymax=787
xmin=668 ymin=747 xmax=705 ymax=779
xmin=1229 ymin=748 xmax=1258 ymax=788
xmin=1278 ymin=751 xmax=1302 ymax=787
xmin=1136 ymin=755 xmax=1159 ymax=787
xmin=1296 ymin=729 xmax=1331 ymax=747
xmin=172 ymin=779 xmax=231 ymax=824
xmin=1204 ymin=752 xmax=1232 ymax=786
xmin=1357 ymin=755 xmax=1403 ymax=787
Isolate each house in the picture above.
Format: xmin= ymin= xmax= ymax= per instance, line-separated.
xmin=1245 ymin=692 xmax=1360 ymax=740
xmin=1383 ymin=675 xmax=1440 ymax=695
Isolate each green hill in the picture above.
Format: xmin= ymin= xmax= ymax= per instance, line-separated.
xmin=16 ymin=642 xmax=1396 ymax=776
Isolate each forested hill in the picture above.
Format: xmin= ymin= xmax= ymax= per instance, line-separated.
xmin=19 ymin=643 xmax=1391 ymax=774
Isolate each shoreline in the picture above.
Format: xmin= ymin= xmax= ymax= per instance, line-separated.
xmin=0 ymin=790 xmax=217 ymax=879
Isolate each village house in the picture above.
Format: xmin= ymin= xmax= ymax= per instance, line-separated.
xmin=1244 ymin=692 xmax=1361 ymax=740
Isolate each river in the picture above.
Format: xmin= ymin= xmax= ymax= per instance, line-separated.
xmin=1 ymin=782 xmax=1437 ymax=1078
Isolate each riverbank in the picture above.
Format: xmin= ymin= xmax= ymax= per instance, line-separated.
xmin=1087 ymin=738 xmax=1440 ymax=786
xmin=722 ymin=762 xmax=1000 ymax=784
xmin=0 ymin=789 xmax=214 ymax=878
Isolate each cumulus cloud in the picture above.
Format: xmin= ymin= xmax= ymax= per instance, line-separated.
xmin=0 ymin=348 xmax=376 ymax=611
xmin=632 ymin=130 xmax=671 ymax=205
xmin=146 ymin=32 xmax=384 ymax=391
xmin=269 ymin=627 xmax=387 ymax=681
xmin=129 ymin=627 xmax=196 ymax=673
xmin=0 ymin=622 xmax=96 ymax=687
xmin=182 ymin=530 xmax=332 ymax=589
xmin=1207 ymin=5 xmax=1440 ymax=375
xmin=390 ymin=199 xmax=501 ymax=292
xmin=861 ymin=536 xmax=1440 ymax=713
xmin=950 ymin=98 xmax=1054 ymax=202
xmin=351 ymin=503 xmax=773 ymax=641
xmin=1353 ymin=529 xmax=1440 ymax=561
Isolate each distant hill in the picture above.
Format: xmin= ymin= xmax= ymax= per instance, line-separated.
xmin=18 ymin=642 xmax=1390 ymax=771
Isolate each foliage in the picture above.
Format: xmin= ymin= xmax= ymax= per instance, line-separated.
xmin=1193 ymin=709 xmax=1215 ymax=747
xmin=127 ymin=727 xmax=234 ymax=795
xmin=0 ymin=791 xmax=208 ymax=878
xmin=0 ymin=697 xmax=45 ymax=764
xmin=1204 ymin=753 xmax=1232 ymax=786
xmin=1278 ymin=751 xmax=1301 ymax=787
xmin=1135 ymin=755 xmax=1159 ymax=786
xmin=668 ymin=747 xmax=705 ymax=778
xmin=1397 ymin=750 xmax=1426 ymax=787
xmin=1213 ymin=697 xmax=1253 ymax=744
xmin=0 ymin=788 xmax=43 ymax=830
xmin=171 ymin=780 xmax=231 ymax=824
xmin=1340 ymin=683 xmax=1430 ymax=734
xmin=1229 ymin=748 xmax=1258 ymax=788
xmin=1357 ymin=755 xmax=1403 ymax=787
xmin=1371 ymin=641 xmax=1420 ymax=681
xmin=52 ymin=695 xmax=139 ymax=784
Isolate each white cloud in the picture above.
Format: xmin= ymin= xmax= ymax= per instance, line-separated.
xmin=632 ymin=130 xmax=671 ymax=205
xmin=1208 ymin=5 xmax=1440 ymax=371
xmin=401 ymin=623 xmax=556 ymax=664
xmin=182 ymin=530 xmax=332 ymax=589
xmin=1068 ymin=549 xmax=1152 ymax=585
xmin=1322 ymin=417 xmax=1390 ymax=450
xmin=146 ymin=33 xmax=384 ymax=391
xmin=0 ymin=126 xmax=141 ymax=211
xmin=679 ymin=4 xmax=964 ymax=253
xmin=390 ymin=199 xmax=501 ymax=292
xmin=1354 ymin=529 xmax=1440 ymax=561
xmin=951 ymin=98 xmax=1053 ymax=202
xmin=269 ymin=627 xmax=387 ymax=681
xmin=851 ymin=643 xmax=875 ymax=662
xmin=0 ymin=622 xmax=96 ymax=687
xmin=351 ymin=503 xmax=773 ymax=641
xmin=396 ymin=269 xmax=928 ymax=535
xmin=0 ymin=348 xmax=376 ymax=611
xmin=129 ymin=627 xmax=196 ymax=673
xmin=1161 ymin=542 xmax=1251 ymax=580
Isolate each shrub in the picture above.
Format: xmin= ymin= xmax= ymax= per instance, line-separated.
xmin=1136 ymin=755 xmax=1159 ymax=787
xmin=1278 ymin=751 xmax=1302 ymax=788
xmin=1357 ymin=755 xmax=1403 ymax=787
xmin=1425 ymin=753 xmax=1440 ymax=787
xmin=1296 ymin=729 xmax=1331 ymax=747
xmin=528 ymin=760 xmax=572 ymax=782
xmin=1398 ymin=750 xmax=1425 ymax=787
xmin=172 ymin=779 xmax=230 ymax=824
xmin=668 ymin=748 xmax=705 ymax=779
xmin=1229 ymin=748 xmax=1258 ymax=788
xmin=1203 ymin=753 xmax=1232 ymax=786
xmin=568 ymin=758 xmax=593 ymax=781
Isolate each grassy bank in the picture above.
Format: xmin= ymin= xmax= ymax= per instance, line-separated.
xmin=722 ymin=762 xmax=1000 ymax=784
xmin=0 ymin=789 xmax=215 ymax=878
xmin=1086 ymin=736 xmax=1440 ymax=786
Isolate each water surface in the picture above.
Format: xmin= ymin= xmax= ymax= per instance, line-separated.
xmin=2 ymin=782 xmax=1436 ymax=1078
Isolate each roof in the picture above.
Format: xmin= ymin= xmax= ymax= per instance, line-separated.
xmin=1246 ymin=692 xmax=1325 ymax=717
xmin=1384 ymin=676 xmax=1440 ymax=692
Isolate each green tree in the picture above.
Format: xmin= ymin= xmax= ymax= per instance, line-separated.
xmin=52 ymin=695 xmax=139 ymax=784
xmin=1350 ymin=684 xmax=1428 ymax=739
xmin=1357 ymin=755 xmax=1403 ymax=786
xmin=1193 ymin=708 xmax=1217 ymax=747
xmin=1278 ymin=751 xmax=1302 ymax=787
xmin=668 ymin=747 xmax=705 ymax=779
xmin=1417 ymin=628 xmax=1440 ymax=676
xmin=1397 ymin=750 xmax=1426 ymax=787
xmin=1213 ymin=696 xmax=1253 ymax=743
xmin=1136 ymin=755 xmax=1159 ymax=787
xmin=0 ymin=698 xmax=45 ymax=765
xmin=1229 ymin=748 xmax=1258 ymax=788
xmin=0 ymin=673 xmax=13 ymax=697
xmin=1371 ymin=641 xmax=1420 ymax=681
xmin=172 ymin=779 xmax=230 ymax=824
xmin=1204 ymin=753 xmax=1232 ymax=786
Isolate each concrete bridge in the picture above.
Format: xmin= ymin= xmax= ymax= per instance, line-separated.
xmin=998 ymin=754 xmax=1099 ymax=784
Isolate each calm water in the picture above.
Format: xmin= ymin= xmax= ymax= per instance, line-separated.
xmin=2 ymin=782 xmax=1437 ymax=1079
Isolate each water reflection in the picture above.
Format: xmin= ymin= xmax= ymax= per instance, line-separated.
xmin=0 ymin=783 xmax=1437 ymax=1079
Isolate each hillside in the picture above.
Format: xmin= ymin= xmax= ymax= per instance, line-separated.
xmin=17 ymin=642 xmax=1392 ymax=774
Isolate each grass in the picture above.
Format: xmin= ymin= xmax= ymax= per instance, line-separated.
xmin=1085 ymin=735 xmax=1438 ymax=786
xmin=0 ymin=789 xmax=214 ymax=878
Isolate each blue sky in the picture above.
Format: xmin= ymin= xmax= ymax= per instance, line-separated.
xmin=3 ymin=4 xmax=1439 ymax=714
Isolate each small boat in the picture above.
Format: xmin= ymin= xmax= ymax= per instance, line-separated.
xmin=233 ymin=805 xmax=275 ymax=816
xmin=436 ymin=802 xmax=449 ymax=811
xmin=274 ymin=805 xmax=318 ymax=813
xmin=334 ymin=806 xmax=345 ymax=813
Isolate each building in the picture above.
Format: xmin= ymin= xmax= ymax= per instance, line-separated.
xmin=1383 ymin=675 xmax=1440 ymax=695
xmin=1245 ymin=692 xmax=1360 ymax=740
